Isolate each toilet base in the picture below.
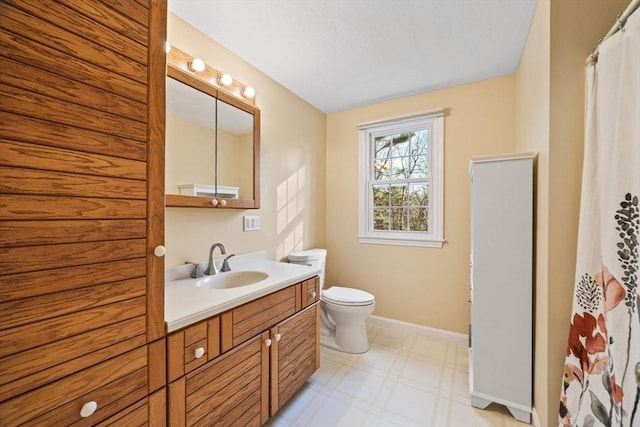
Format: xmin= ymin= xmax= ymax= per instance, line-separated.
xmin=320 ymin=319 xmax=370 ymax=354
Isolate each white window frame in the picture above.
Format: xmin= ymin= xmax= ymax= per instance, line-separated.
xmin=357 ymin=109 xmax=444 ymax=248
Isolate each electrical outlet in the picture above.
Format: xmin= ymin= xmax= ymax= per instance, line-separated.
xmin=243 ymin=215 xmax=260 ymax=231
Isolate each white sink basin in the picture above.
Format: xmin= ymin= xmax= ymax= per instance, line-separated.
xmin=195 ymin=271 xmax=269 ymax=290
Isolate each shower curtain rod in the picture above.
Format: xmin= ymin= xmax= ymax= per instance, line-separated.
xmin=588 ymin=0 xmax=640 ymax=63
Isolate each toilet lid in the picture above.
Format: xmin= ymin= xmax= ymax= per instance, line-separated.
xmin=322 ymin=286 xmax=375 ymax=306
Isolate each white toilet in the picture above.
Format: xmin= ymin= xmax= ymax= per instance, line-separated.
xmin=288 ymin=249 xmax=375 ymax=354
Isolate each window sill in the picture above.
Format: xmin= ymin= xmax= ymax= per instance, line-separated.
xmin=357 ymin=235 xmax=444 ymax=248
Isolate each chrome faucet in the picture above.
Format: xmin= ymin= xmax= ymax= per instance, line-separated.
xmin=205 ymin=243 xmax=227 ymax=275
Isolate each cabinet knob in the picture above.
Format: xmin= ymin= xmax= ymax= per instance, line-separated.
xmin=80 ymin=401 xmax=98 ymax=418
xmin=265 ymin=338 xmax=272 ymax=347
xmin=274 ymin=333 xmax=281 ymax=342
xmin=211 ymin=198 xmax=219 ymax=207
xmin=153 ymin=246 xmax=166 ymax=257
xmin=194 ymin=347 xmax=205 ymax=359
xmin=219 ymin=199 xmax=227 ymax=207
xmin=310 ymin=291 xmax=317 ymax=299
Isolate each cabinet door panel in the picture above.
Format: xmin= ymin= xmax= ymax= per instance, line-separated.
xmin=179 ymin=332 xmax=269 ymax=427
xmin=271 ymin=304 xmax=319 ymax=415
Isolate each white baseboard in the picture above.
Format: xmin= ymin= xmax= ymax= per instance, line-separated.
xmin=366 ymin=315 xmax=468 ymax=346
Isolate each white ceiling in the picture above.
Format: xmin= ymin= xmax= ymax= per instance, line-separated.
xmin=169 ymin=0 xmax=537 ymax=113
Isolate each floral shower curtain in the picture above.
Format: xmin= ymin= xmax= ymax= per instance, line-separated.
xmin=559 ymin=9 xmax=640 ymax=427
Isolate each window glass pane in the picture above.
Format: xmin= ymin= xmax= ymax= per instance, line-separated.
xmin=409 ymin=207 xmax=429 ymax=231
xmin=372 ymin=184 xmax=389 ymax=207
xmin=390 ymin=207 xmax=407 ymax=231
xmin=374 ymin=159 xmax=391 ymax=180
xmin=390 ymin=158 xmax=406 ymax=179
xmin=373 ymin=208 xmax=389 ymax=230
xmin=391 ymin=133 xmax=411 ymax=157
xmin=374 ymin=136 xmax=392 ymax=159
xmin=390 ymin=184 xmax=408 ymax=207
xmin=408 ymin=155 xmax=429 ymax=178
xmin=408 ymin=183 xmax=429 ymax=206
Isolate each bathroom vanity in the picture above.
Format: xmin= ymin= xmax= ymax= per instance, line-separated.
xmin=164 ymin=253 xmax=321 ymax=426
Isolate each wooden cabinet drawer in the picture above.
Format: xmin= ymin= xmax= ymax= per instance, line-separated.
xmin=220 ymin=285 xmax=299 ymax=352
xmin=300 ymin=276 xmax=319 ymax=308
xmin=168 ymin=316 xmax=220 ymax=383
xmin=0 ymin=346 xmax=148 ymax=426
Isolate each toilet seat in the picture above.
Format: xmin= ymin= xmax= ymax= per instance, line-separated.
xmin=322 ymin=286 xmax=375 ymax=306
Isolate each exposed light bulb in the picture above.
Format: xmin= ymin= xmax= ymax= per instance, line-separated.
xmin=219 ymin=73 xmax=233 ymax=86
xmin=164 ymin=41 xmax=171 ymax=53
xmin=242 ymin=86 xmax=255 ymax=99
xmin=188 ymin=58 xmax=205 ymax=72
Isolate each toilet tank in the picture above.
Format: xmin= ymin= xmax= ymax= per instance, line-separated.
xmin=288 ymin=248 xmax=327 ymax=289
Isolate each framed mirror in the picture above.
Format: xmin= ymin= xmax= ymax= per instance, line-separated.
xmin=165 ymin=63 xmax=260 ymax=209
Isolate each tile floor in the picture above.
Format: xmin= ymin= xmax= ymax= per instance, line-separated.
xmin=266 ymin=323 xmax=530 ymax=427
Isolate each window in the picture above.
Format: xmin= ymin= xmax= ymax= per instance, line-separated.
xmin=358 ymin=110 xmax=444 ymax=247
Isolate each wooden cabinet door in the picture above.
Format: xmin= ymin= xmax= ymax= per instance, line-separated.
xmin=169 ymin=332 xmax=270 ymax=427
xmin=0 ymin=0 xmax=166 ymax=420
xmin=270 ymin=303 xmax=320 ymax=416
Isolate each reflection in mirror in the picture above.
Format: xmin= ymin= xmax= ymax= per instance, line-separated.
xmin=166 ymin=77 xmax=255 ymax=201
xmin=166 ymin=77 xmax=216 ymax=195
xmin=217 ymin=99 xmax=254 ymax=200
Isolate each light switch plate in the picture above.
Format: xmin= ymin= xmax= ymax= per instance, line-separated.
xmin=243 ymin=215 xmax=260 ymax=231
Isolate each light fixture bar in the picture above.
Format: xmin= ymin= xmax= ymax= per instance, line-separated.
xmin=166 ymin=45 xmax=256 ymax=105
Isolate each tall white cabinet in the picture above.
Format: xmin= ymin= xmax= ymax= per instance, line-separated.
xmin=469 ymin=153 xmax=534 ymax=424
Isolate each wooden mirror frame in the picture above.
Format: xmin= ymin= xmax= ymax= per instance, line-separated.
xmin=165 ymin=49 xmax=260 ymax=209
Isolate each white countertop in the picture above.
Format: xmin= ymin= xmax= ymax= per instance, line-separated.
xmin=164 ymin=251 xmax=320 ymax=332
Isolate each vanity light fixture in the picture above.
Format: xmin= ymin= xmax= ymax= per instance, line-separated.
xmin=242 ymin=86 xmax=255 ymax=99
xmin=218 ymin=73 xmax=233 ymax=86
xmin=188 ymin=58 xmax=206 ymax=73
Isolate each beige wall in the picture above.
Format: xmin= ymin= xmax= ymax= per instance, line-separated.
xmin=326 ymin=75 xmax=516 ymax=334
xmin=515 ymin=1 xmax=628 ymax=425
xmin=165 ymin=14 xmax=327 ymax=267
